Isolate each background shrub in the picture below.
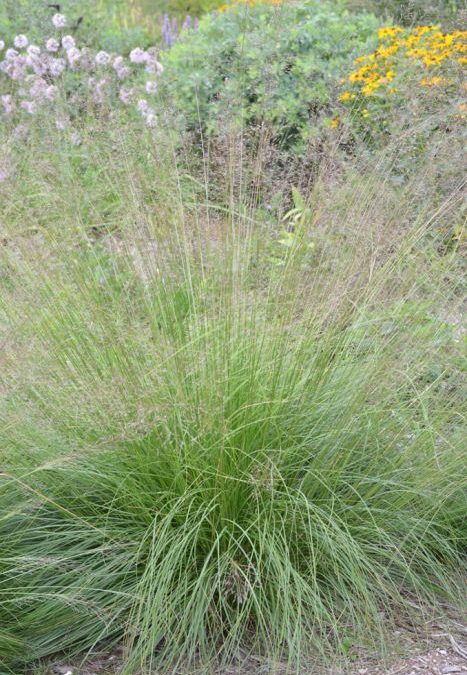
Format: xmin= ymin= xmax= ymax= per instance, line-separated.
xmin=140 ymin=0 xmax=219 ymax=17
xmin=348 ymin=0 xmax=462 ymax=25
xmin=161 ymin=0 xmax=379 ymax=151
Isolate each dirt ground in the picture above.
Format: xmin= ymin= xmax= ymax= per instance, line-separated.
xmin=49 ymin=625 xmax=467 ymax=675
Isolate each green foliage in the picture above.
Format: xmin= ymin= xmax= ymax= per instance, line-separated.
xmin=138 ymin=0 xmax=219 ymax=18
xmin=161 ymin=0 xmax=379 ymax=151
xmin=0 ymin=0 xmax=147 ymax=51
xmin=348 ymin=0 xmax=461 ymax=26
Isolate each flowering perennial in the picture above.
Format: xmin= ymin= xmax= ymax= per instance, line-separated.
xmin=340 ymin=25 xmax=466 ymax=105
xmin=0 ymin=12 xmax=165 ymax=142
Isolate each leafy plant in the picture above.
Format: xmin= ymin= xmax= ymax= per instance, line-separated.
xmin=160 ymin=0 xmax=380 ymax=151
xmin=0 ymin=0 xmax=147 ymax=51
xmin=338 ymin=25 xmax=466 ymax=135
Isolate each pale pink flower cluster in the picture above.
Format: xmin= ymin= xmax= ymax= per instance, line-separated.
xmin=52 ymin=13 xmax=67 ymax=28
xmin=14 ymin=35 xmax=28 ymax=49
xmin=145 ymin=80 xmax=158 ymax=94
xmin=27 ymin=45 xmax=41 ymax=57
xmin=49 ymin=58 xmax=66 ymax=77
xmin=119 ymin=87 xmax=133 ymax=105
xmin=137 ymin=98 xmax=157 ymax=127
xmin=66 ymin=47 xmax=81 ymax=68
xmin=20 ymin=100 xmax=36 ymax=114
xmin=46 ymin=38 xmax=60 ymax=52
xmin=0 ymin=11 xmax=165 ymax=132
xmin=129 ymin=48 xmax=146 ymax=64
xmin=1 ymin=94 xmax=14 ymax=114
xmin=95 ymin=51 xmax=110 ymax=66
xmin=61 ymin=35 xmax=75 ymax=51
xmin=113 ymin=56 xmax=130 ymax=80
xmin=89 ymin=77 xmax=108 ymax=104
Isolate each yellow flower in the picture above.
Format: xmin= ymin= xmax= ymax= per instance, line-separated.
xmin=377 ymin=44 xmax=399 ymax=58
xmin=362 ymin=108 xmax=370 ymax=118
xmin=378 ymin=26 xmax=403 ymax=40
xmin=361 ymin=77 xmax=384 ymax=96
xmin=407 ymin=47 xmax=426 ymax=59
xmin=420 ymin=76 xmax=442 ymax=86
xmin=330 ymin=116 xmax=340 ymax=129
xmin=346 ymin=25 xmax=465 ymax=102
xmin=413 ymin=25 xmax=437 ymax=36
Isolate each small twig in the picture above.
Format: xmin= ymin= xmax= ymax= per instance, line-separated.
xmin=448 ymin=634 xmax=467 ymax=661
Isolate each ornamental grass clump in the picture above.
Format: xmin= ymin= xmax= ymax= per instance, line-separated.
xmin=0 ymin=112 xmax=465 ymax=673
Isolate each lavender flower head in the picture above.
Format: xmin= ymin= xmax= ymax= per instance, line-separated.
xmin=119 ymin=87 xmax=132 ymax=105
xmin=137 ymin=98 xmax=149 ymax=114
xmin=67 ymin=47 xmax=81 ymax=68
xmin=95 ymin=51 xmax=110 ymax=66
xmin=145 ymin=80 xmax=158 ymax=94
xmin=129 ymin=47 xmax=146 ymax=64
xmin=113 ymin=56 xmax=124 ymax=70
xmin=116 ymin=65 xmax=130 ymax=80
xmin=20 ymin=100 xmax=36 ymax=114
xmin=113 ymin=56 xmax=129 ymax=79
xmin=48 ymin=57 xmax=66 ymax=77
xmin=44 ymin=85 xmax=57 ymax=100
xmin=27 ymin=45 xmax=41 ymax=57
xmin=27 ymin=54 xmax=46 ymax=75
xmin=29 ymin=76 xmax=48 ymax=98
xmin=145 ymin=57 xmax=164 ymax=75
xmin=162 ymin=15 xmax=170 ymax=46
xmin=1 ymin=94 xmax=15 ymax=115
xmin=5 ymin=48 xmax=19 ymax=60
xmin=46 ymin=38 xmax=60 ymax=52
xmin=62 ymin=35 xmax=75 ymax=51
xmin=14 ymin=35 xmax=29 ymax=49
xmin=52 ymin=13 xmax=67 ymax=28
